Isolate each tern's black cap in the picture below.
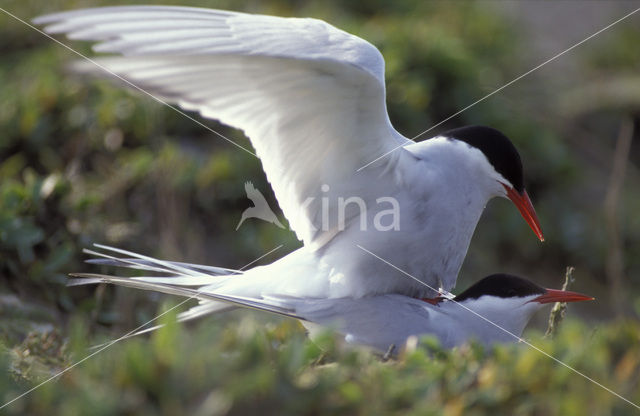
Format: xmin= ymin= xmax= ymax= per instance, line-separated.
xmin=441 ymin=125 xmax=525 ymax=194
xmin=454 ymin=274 xmax=545 ymax=302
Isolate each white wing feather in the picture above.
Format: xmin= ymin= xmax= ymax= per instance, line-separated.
xmin=34 ymin=6 xmax=412 ymax=246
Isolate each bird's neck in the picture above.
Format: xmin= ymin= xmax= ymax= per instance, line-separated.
xmin=439 ymin=297 xmax=540 ymax=344
xmin=404 ymin=137 xmax=503 ymax=203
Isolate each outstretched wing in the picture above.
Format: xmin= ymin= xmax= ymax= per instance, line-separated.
xmin=34 ymin=6 xmax=413 ymax=247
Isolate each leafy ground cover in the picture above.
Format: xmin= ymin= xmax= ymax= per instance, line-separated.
xmin=1 ymin=310 xmax=639 ymax=415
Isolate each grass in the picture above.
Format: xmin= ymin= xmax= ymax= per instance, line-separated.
xmin=1 ymin=305 xmax=639 ymax=415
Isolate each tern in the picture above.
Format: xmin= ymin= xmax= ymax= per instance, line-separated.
xmin=37 ymin=6 xmax=544 ymax=298
xmin=70 ymin=248 xmax=592 ymax=352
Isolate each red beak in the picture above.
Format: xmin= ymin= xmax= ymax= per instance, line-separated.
xmin=532 ymin=288 xmax=594 ymax=304
xmin=502 ymin=184 xmax=544 ymax=242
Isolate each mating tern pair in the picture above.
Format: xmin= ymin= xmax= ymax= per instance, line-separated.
xmin=36 ymin=6 xmax=591 ymax=350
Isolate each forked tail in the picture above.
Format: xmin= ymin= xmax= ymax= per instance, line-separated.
xmin=71 ymin=244 xmax=300 ymax=344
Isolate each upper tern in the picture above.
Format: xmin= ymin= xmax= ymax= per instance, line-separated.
xmin=36 ymin=6 xmax=544 ymax=298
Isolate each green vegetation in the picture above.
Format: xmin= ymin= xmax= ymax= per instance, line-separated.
xmin=1 ymin=0 xmax=639 ymax=414
xmin=1 ymin=313 xmax=640 ymax=415
xmin=2 ymin=311 xmax=640 ymax=415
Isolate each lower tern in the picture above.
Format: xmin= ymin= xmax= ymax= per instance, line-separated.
xmin=71 ymin=248 xmax=592 ymax=352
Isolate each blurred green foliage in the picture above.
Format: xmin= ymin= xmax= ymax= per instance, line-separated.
xmin=1 ymin=312 xmax=639 ymax=415
xmin=1 ymin=0 xmax=639 ymax=414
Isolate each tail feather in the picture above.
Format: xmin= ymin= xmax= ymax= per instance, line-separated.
xmin=69 ymin=272 xmax=300 ymax=318
xmin=71 ymin=244 xmax=302 ymax=345
xmin=82 ymin=244 xmax=240 ymax=287
xmin=87 ymin=244 xmax=241 ymax=277
xmin=86 ymin=257 xmax=239 ymax=276
xmin=131 ymin=276 xmax=226 ymax=286
xmin=69 ymin=273 xmax=213 ymax=300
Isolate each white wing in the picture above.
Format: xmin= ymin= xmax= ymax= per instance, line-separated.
xmin=35 ymin=6 xmax=413 ymax=246
xmin=280 ymin=294 xmax=436 ymax=351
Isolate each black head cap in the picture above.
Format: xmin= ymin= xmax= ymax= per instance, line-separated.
xmin=453 ymin=274 xmax=545 ymax=302
xmin=441 ymin=125 xmax=525 ymax=193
